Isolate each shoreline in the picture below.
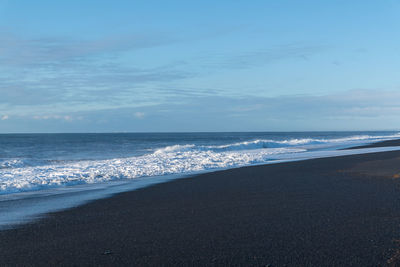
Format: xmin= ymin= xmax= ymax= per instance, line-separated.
xmin=2 ymin=142 xmax=400 ymax=230
xmin=346 ymin=138 xmax=400 ymax=149
xmin=1 ymin=141 xmax=400 ymax=265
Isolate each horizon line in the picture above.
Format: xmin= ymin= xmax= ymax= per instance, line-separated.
xmin=0 ymin=130 xmax=399 ymax=135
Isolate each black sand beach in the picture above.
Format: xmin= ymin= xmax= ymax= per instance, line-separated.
xmin=348 ymin=139 xmax=400 ymax=150
xmin=2 ymin=142 xmax=400 ymax=266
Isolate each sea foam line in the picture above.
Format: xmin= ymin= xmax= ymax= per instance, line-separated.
xmin=2 ymin=145 xmax=400 ymax=230
xmin=0 ymin=147 xmax=305 ymax=194
xmin=1 ymin=132 xmax=400 ymax=195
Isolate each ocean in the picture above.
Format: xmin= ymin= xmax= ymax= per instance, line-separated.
xmin=1 ymin=131 xmax=400 ymax=227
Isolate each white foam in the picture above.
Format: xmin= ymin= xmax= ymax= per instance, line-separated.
xmin=0 ymin=159 xmax=26 ymax=169
xmin=0 ymin=147 xmax=305 ymax=194
xmin=0 ymin=158 xmax=49 ymax=169
xmin=2 ymin=132 xmax=400 ymax=195
xmin=1 ymin=145 xmax=400 ymax=229
xmin=204 ymin=133 xmax=400 ymax=150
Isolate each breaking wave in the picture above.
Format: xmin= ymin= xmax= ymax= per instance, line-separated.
xmin=191 ymin=133 xmax=400 ymax=151
xmin=0 ymin=147 xmax=305 ymax=194
xmin=1 ymin=132 xmax=399 ymax=195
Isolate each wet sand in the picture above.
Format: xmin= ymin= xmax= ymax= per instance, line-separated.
xmin=2 ymin=142 xmax=400 ymax=266
xmin=347 ymin=139 xmax=400 ymax=149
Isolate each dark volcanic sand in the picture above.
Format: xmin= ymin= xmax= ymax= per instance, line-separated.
xmin=347 ymin=138 xmax=400 ymax=149
xmin=2 ymin=146 xmax=400 ymax=265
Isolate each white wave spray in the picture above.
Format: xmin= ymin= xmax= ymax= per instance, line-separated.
xmin=1 ymin=132 xmax=400 ymax=195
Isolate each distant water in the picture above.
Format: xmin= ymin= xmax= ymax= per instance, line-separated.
xmin=1 ymin=131 xmax=400 ymax=195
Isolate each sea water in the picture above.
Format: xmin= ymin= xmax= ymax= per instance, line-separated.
xmin=1 ymin=131 xmax=400 ymax=228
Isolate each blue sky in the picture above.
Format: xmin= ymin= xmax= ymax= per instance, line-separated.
xmin=1 ymin=0 xmax=400 ymax=132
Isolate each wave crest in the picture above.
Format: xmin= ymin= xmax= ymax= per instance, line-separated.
xmin=1 ymin=132 xmax=399 ymax=195
xmin=0 ymin=147 xmax=305 ymax=194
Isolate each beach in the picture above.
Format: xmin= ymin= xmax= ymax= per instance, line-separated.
xmin=1 ymin=141 xmax=400 ymax=266
xmin=2 ymin=0 xmax=398 ymax=265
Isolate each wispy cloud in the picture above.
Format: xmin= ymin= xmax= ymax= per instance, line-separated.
xmin=227 ymin=44 xmax=324 ymax=68
xmin=0 ymin=30 xmax=326 ymax=120
xmin=0 ymin=32 xmax=175 ymax=66
xmin=133 ymin=112 xmax=145 ymax=119
xmin=197 ymin=43 xmax=325 ymax=70
xmin=5 ymin=89 xmax=397 ymax=132
xmin=1 ymin=114 xmax=8 ymax=120
xmin=0 ymin=32 xmax=194 ymax=112
xmin=32 ymin=114 xmax=79 ymax=121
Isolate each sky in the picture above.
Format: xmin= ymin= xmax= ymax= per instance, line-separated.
xmin=1 ymin=0 xmax=400 ymax=132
